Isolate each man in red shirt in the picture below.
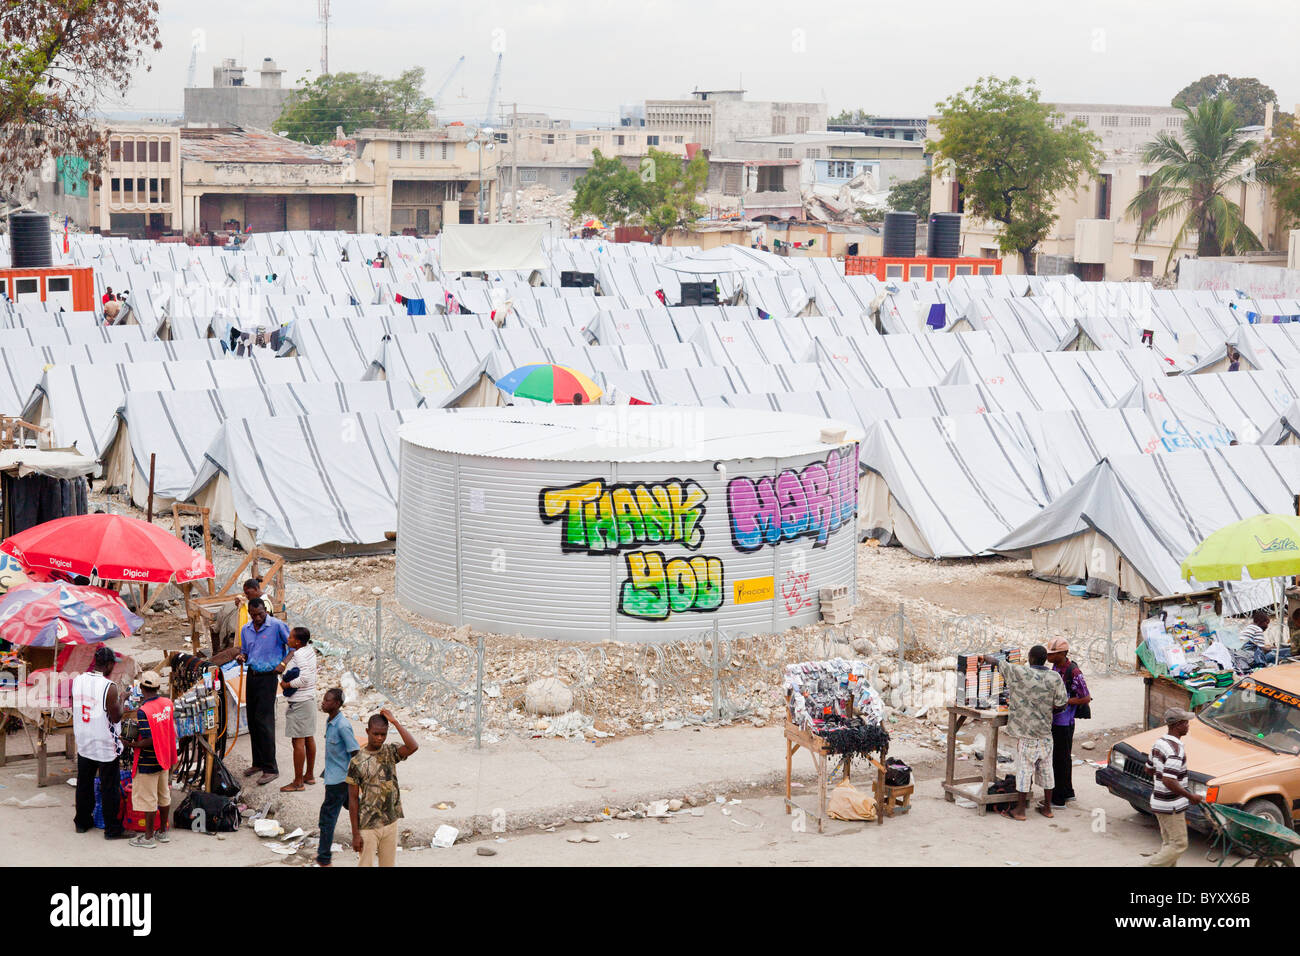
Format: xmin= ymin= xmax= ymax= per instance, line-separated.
xmin=126 ymin=671 xmax=177 ymax=849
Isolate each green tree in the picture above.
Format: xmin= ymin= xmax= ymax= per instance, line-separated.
xmin=571 ymin=148 xmax=708 ymax=242
xmin=1172 ymin=75 xmax=1278 ymax=128
xmin=273 ymin=68 xmax=434 ymax=144
xmin=829 ymin=108 xmax=872 ymax=126
xmin=929 ymin=76 xmax=1101 ymax=274
xmin=0 ymin=0 xmax=161 ymax=195
xmin=887 ymin=173 xmax=931 ymax=219
xmin=639 ymin=148 xmax=708 ymax=242
xmin=570 ymin=150 xmax=644 ymax=225
xmin=1263 ymin=114 xmax=1300 ymax=229
xmin=1127 ymin=97 xmax=1276 ymax=264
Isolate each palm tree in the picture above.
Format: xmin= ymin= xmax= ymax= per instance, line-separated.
xmin=1127 ymin=96 xmax=1276 ymax=267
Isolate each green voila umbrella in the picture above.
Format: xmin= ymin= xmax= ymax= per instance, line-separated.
xmin=1180 ymin=514 xmax=1300 ymax=582
xmin=1181 ymin=514 xmax=1300 ymax=664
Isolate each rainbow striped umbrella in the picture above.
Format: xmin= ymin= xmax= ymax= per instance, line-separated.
xmin=494 ymin=364 xmax=603 ymax=405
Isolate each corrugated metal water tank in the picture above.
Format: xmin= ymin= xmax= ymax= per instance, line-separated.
xmin=396 ymin=407 xmax=861 ymax=643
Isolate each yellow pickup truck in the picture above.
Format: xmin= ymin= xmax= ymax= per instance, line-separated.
xmin=1096 ymin=662 xmax=1300 ymax=832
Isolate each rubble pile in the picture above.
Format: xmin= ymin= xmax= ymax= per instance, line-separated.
xmin=503 ymin=184 xmax=577 ymax=226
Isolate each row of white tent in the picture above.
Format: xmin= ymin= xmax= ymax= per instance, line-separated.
xmin=6 ymin=231 xmax=1300 ymax=611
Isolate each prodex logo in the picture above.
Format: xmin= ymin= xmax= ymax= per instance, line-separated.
xmin=49 ymin=887 xmax=151 ymax=936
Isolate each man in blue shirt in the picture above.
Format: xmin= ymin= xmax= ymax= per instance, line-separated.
xmin=316 ymin=687 xmax=360 ymax=866
xmin=237 ymin=598 xmax=289 ymax=785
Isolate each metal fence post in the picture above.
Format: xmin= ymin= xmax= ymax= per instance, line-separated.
xmin=1106 ymin=589 xmax=1115 ymax=676
xmin=474 ymin=633 xmax=485 ymax=749
xmin=712 ymin=619 xmax=722 ymax=722
xmin=897 ymin=603 xmax=905 ymax=666
xmin=373 ymin=597 xmax=382 ymax=690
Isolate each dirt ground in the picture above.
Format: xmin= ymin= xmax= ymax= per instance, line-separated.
xmin=0 ymin=720 xmax=1217 ymax=868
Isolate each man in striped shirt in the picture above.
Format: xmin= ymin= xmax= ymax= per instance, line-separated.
xmin=1145 ymin=708 xmax=1204 ymax=867
xmin=1241 ymin=610 xmax=1276 ymax=668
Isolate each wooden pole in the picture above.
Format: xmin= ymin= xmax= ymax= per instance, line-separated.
xmin=145 ymin=453 xmax=156 ymax=523
xmin=141 ymin=453 xmax=156 ymax=611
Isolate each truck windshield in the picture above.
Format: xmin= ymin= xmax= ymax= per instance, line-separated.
xmin=1199 ymin=678 xmax=1300 ymax=756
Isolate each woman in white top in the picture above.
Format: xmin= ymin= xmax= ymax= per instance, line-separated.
xmin=279 ymin=626 xmax=318 ymax=792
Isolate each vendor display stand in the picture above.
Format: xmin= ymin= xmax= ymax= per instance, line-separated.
xmin=165 ymin=654 xmax=224 ymax=794
xmin=941 ymin=705 xmax=1019 ymax=814
xmin=0 ymin=644 xmax=135 ymax=786
xmin=783 ymin=703 xmax=851 ymax=834
xmin=1136 ymin=588 xmax=1226 ymax=730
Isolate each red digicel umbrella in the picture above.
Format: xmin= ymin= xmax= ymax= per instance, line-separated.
xmin=1 ymin=513 xmax=214 ymax=584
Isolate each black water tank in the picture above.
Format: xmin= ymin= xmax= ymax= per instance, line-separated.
xmin=8 ymin=211 xmax=53 ymax=268
xmin=927 ymin=212 xmax=961 ymax=258
xmin=882 ymin=212 xmax=917 ymax=257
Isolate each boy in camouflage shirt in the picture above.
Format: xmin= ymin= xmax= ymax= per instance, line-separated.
xmin=346 ymin=708 xmax=419 ymax=866
xmin=979 ymin=646 xmax=1067 ymax=821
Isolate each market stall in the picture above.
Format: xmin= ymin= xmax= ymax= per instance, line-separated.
xmin=782 ymin=659 xmax=892 ymax=831
xmin=0 ymin=582 xmax=141 ymax=784
xmin=1134 ymin=588 xmax=1233 ymax=729
xmin=1 ymin=513 xmax=215 ymax=801
xmin=941 ymin=647 xmax=1023 ymax=814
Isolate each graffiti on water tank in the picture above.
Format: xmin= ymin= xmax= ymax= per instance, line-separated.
xmin=617 ymin=551 xmax=725 ymax=621
xmin=782 ymin=569 xmax=812 ymax=616
xmin=726 ymin=446 xmax=858 ymax=552
xmin=539 ymin=478 xmax=707 ymax=554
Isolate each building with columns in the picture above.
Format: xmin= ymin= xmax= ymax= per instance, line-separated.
xmin=179 ymin=126 xmax=371 ymax=234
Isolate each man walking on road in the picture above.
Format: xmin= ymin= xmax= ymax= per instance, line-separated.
xmin=1145 ymin=708 xmax=1203 ymax=866
xmin=237 ymin=597 xmax=290 ymax=785
xmin=71 ymin=646 xmax=127 ymax=840
xmin=316 ymin=687 xmax=359 ymax=867
xmin=980 ymin=645 xmax=1067 ymax=821
xmin=1046 ymin=637 xmax=1092 ymax=806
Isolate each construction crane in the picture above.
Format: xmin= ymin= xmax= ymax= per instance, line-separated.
xmin=186 ymin=38 xmax=198 ymax=88
xmin=318 ymin=0 xmax=330 ymax=76
xmin=483 ymin=53 xmax=502 ymax=127
xmin=433 ymin=56 xmax=464 ymax=112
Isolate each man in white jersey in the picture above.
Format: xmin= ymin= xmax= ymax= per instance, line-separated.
xmin=72 ymin=646 xmax=127 ymax=840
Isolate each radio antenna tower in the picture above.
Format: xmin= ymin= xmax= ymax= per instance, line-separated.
xmin=318 ymin=0 xmax=330 ymax=75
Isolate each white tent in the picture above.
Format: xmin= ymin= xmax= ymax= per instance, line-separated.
xmin=1259 ymin=400 xmax=1300 ymax=445
xmin=1183 ymin=324 xmax=1300 ymax=374
xmin=814 ymin=331 xmax=997 ymax=389
xmin=103 ymin=379 xmax=426 ymax=510
xmin=996 ymin=446 xmax=1300 ymax=613
xmin=25 ymin=356 xmax=318 ymax=457
xmin=186 ymin=407 xmax=439 ymax=557
xmin=1126 ymin=369 xmax=1300 ymax=450
xmin=722 ymin=383 xmax=1016 ymax=429
xmin=857 ymin=412 xmax=1051 ymax=558
xmin=942 ymin=348 xmax=1168 ymax=411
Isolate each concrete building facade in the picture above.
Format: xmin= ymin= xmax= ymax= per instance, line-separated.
xmin=721 ymin=132 xmax=927 ymax=191
xmin=90 ymin=124 xmax=183 ymax=237
xmin=706 ymin=158 xmax=803 ymax=220
xmin=180 ymin=127 xmax=366 ymax=234
xmin=356 ymin=127 xmax=501 ymax=233
xmin=645 ymin=90 xmax=826 ymax=149
xmin=495 ymin=124 xmax=695 ymax=196
xmin=184 ymin=58 xmax=296 ymax=130
xmin=930 ymin=103 xmax=1285 ymax=279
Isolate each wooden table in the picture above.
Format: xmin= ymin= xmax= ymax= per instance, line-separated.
xmin=784 ymin=718 xmax=851 ymax=833
xmin=0 ymin=708 xmax=76 ymax=786
xmin=941 ymin=705 xmax=1019 ymax=814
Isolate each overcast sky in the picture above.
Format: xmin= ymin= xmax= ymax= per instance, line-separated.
xmin=115 ymin=0 xmax=1300 ymax=125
